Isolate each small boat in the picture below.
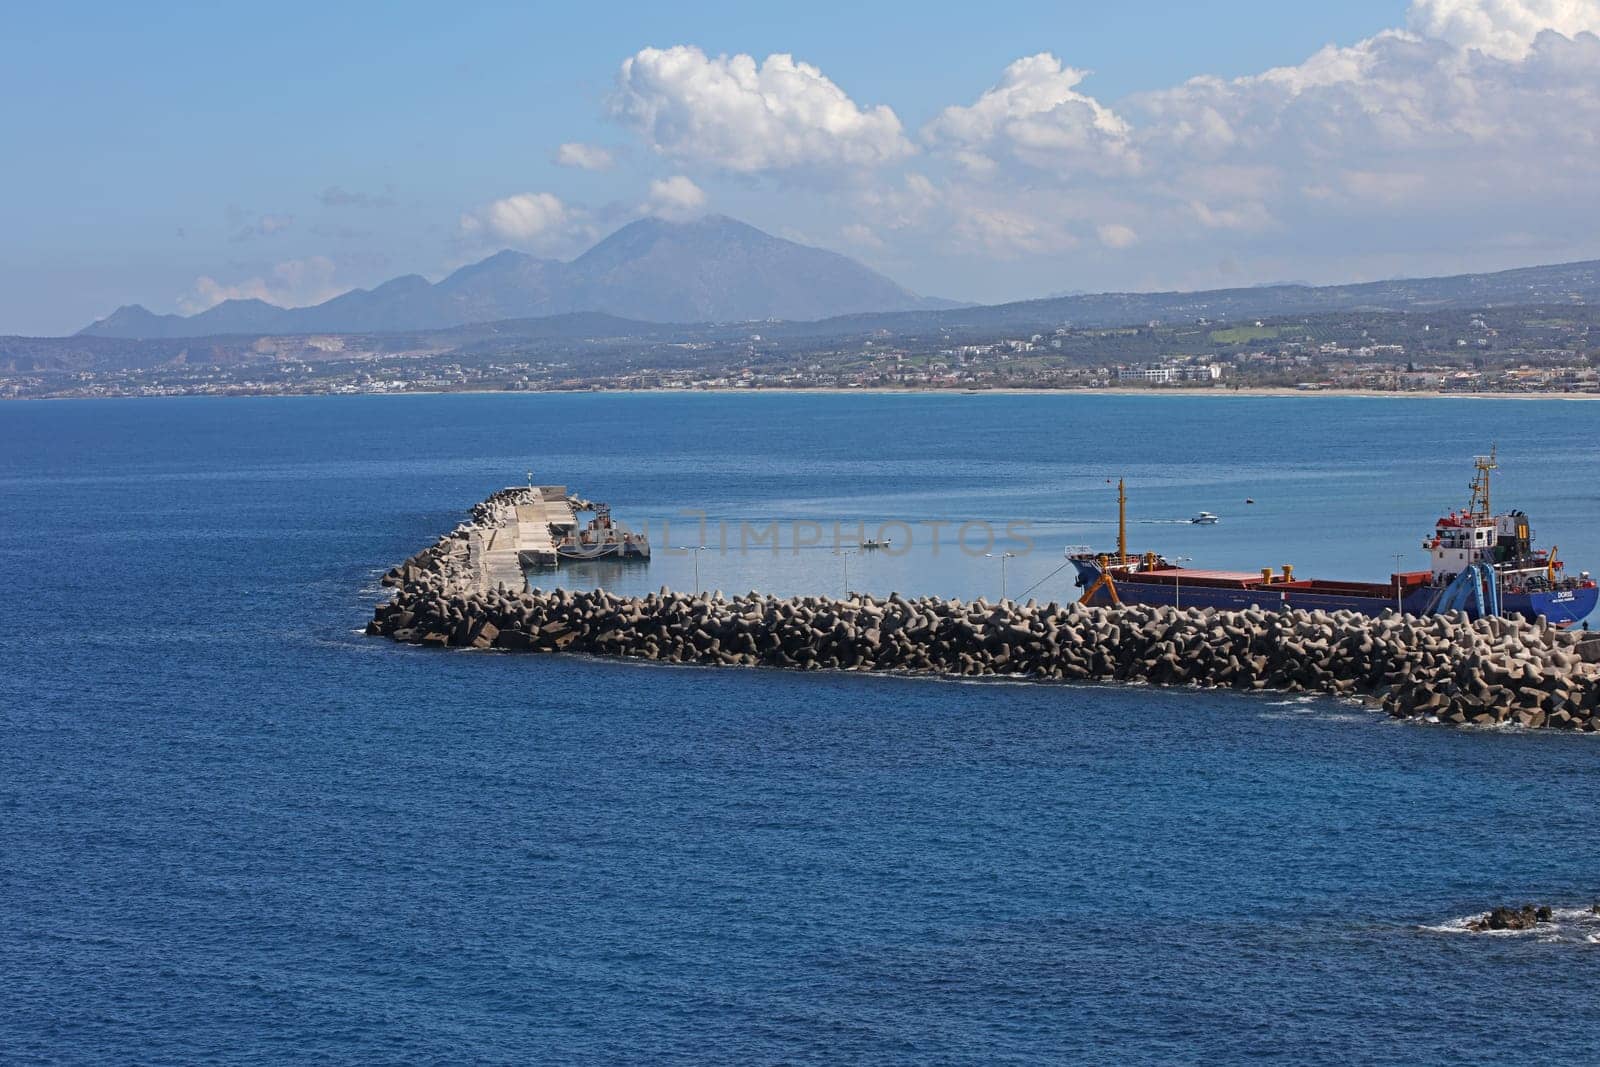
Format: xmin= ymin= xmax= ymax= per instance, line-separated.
xmin=555 ymin=502 xmax=651 ymax=561
xmin=860 ymin=537 xmax=892 ymax=550
xmin=1245 ymin=498 xmax=1256 ymax=504
xmin=1191 ymin=511 xmax=1220 ymax=525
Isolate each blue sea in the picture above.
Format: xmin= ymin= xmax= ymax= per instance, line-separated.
xmin=3 ymin=392 xmax=1599 ymax=1065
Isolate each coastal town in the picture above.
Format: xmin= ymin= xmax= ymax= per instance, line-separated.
xmin=5 ymin=302 xmax=1596 ymax=400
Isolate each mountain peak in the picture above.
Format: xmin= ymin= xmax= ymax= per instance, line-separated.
xmin=476 ymin=249 xmax=542 ymax=267
xmin=77 ymin=215 xmax=944 ymax=337
xmin=78 ymin=304 xmax=182 ymax=338
xmin=630 ymin=212 xmax=752 ymax=232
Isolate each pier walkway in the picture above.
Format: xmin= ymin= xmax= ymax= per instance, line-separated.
xmin=457 ymin=484 xmax=582 ymax=591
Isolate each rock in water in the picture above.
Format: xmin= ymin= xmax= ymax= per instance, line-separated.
xmin=1466 ymin=904 xmax=1551 ymax=932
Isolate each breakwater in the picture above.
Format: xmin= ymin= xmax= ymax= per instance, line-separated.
xmin=370 ymin=492 xmax=1600 ymax=731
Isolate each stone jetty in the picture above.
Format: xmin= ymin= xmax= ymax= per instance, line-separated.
xmin=370 ymin=491 xmax=1600 ymax=731
xmin=390 ymin=485 xmax=585 ymax=587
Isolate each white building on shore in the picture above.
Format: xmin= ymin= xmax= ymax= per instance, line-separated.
xmin=1116 ymin=363 xmax=1223 ymax=383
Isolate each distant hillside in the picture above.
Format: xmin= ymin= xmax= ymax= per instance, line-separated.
xmin=1 ymin=312 xmax=667 ymax=376
xmin=78 ymin=216 xmax=953 ymax=338
xmin=764 ymin=259 xmax=1600 ymax=339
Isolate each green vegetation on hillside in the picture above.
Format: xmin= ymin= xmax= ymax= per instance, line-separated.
xmin=1209 ymin=325 xmax=1281 ymax=344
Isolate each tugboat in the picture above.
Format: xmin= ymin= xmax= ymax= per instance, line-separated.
xmin=556 ymin=502 xmax=651 ymax=561
xmin=1070 ymin=450 xmax=1597 ymax=626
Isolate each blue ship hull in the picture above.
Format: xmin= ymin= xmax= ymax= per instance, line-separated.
xmin=1070 ymin=560 xmax=1597 ymax=628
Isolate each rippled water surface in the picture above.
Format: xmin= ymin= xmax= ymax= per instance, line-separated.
xmin=3 ymin=393 xmax=1598 ymax=1064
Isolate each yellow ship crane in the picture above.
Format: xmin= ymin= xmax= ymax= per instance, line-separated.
xmin=1079 ymin=478 xmax=1130 ymax=606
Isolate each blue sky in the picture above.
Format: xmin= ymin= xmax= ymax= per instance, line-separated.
xmin=5 ymin=0 xmax=1599 ymax=334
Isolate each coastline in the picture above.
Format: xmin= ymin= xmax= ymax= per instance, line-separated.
xmin=13 ymin=384 xmax=1600 ymax=402
xmin=383 ymin=384 xmax=1600 ymax=402
xmin=606 ymin=386 xmax=1600 ymax=401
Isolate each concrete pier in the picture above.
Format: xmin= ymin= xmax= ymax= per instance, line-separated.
xmin=396 ymin=485 xmax=583 ymax=592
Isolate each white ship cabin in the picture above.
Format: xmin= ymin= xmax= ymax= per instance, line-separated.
xmin=1425 ymin=510 xmax=1533 ymax=579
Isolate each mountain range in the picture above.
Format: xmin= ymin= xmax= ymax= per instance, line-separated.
xmin=80 ymin=216 xmax=955 ymax=339
xmin=7 ymin=254 xmax=1599 ymax=382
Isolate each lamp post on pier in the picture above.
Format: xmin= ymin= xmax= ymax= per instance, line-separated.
xmin=1170 ymin=556 xmax=1192 ymax=608
xmin=986 ymin=551 xmax=1017 ymax=600
xmin=835 ymin=546 xmax=858 ymax=599
xmin=678 ymin=545 xmax=707 ymax=594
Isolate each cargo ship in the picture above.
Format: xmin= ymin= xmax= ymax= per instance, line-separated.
xmin=1070 ymin=451 xmax=1597 ymax=627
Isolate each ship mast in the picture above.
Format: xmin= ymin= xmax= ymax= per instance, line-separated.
xmin=1117 ymin=478 xmax=1128 ymax=563
xmin=1468 ymin=445 xmax=1497 ymax=521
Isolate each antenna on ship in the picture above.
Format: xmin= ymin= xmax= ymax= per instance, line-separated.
xmin=1117 ymin=478 xmax=1128 ymax=564
xmin=1469 ymin=444 xmax=1497 ymax=520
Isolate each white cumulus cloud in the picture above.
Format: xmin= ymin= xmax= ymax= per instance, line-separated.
xmin=460 ymin=191 xmax=589 ymax=249
xmin=642 ymin=175 xmax=707 ymax=221
xmin=608 ymin=45 xmax=913 ymax=172
xmin=839 ymin=222 xmax=884 ymax=249
xmin=553 ymin=142 xmax=616 ymax=170
xmin=853 ymin=0 xmax=1600 ymax=287
xmin=1130 ymin=17 xmax=1600 ymax=185
xmin=924 ymin=53 xmax=1135 ymax=174
xmin=1408 ymin=0 xmax=1600 ymax=58
xmin=179 ymin=256 xmax=342 ymax=313
xmin=1096 ymin=223 xmax=1138 ymax=249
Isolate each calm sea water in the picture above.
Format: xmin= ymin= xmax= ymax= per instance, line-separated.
xmin=3 ymin=392 xmax=1598 ymax=1065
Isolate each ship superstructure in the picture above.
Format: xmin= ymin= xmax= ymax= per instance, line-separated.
xmin=555 ymin=502 xmax=651 ymax=561
xmin=1422 ymin=449 xmax=1574 ymax=603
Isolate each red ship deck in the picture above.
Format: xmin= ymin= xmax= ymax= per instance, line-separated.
xmin=1143 ymin=568 xmax=1264 ymax=585
xmin=1128 ymin=567 xmax=1435 ymax=597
